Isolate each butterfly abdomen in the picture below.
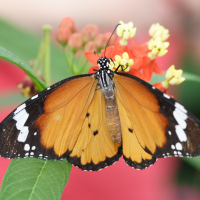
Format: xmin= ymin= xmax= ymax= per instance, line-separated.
xmin=97 ymin=68 xmax=122 ymax=143
xmin=105 ymin=93 xmax=122 ymax=143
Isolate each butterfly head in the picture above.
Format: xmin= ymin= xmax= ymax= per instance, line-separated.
xmin=97 ymin=58 xmax=110 ymax=70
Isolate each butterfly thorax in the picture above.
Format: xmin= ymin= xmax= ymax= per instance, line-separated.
xmin=95 ymin=57 xmax=122 ymax=143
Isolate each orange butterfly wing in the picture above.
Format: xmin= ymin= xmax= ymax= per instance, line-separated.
xmin=114 ymin=73 xmax=200 ymax=169
xmin=35 ymin=76 xmax=98 ymax=157
xmin=68 ymin=86 xmax=121 ymax=171
xmin=0 ymin=75 xmax=97 ymax=161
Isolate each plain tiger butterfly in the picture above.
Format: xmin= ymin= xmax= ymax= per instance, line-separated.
xmin=1 ymin=26 xmax=200 ymax=171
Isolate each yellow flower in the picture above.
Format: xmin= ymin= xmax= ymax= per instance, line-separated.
xmin=117 ymin=21 xmax=136 ymax=45
xmin=109 ymin=60 xmax=119 ymax=71
xmin=149 ymin=23 xmax=170 ymax=41
xmin=110 ymin=52 xmax=133 ymax=72
xmin=148 ymin=37 xmax=169 ymax=60
xmin=162 ymin=65 xmax=185 ymax=88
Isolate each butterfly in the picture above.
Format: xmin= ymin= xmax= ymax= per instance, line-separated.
xmin=0 ymin=56 xmax=200 ymax=171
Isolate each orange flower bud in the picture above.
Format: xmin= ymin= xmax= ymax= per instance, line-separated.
xmin=84 ymin=41 xmax=97 ymax=52
xmin=68 ymin=33 xmax=83 ymax=52
xmin=56 ymin=26 xmax=71 ymax=45
xmin=59 ymin=17 xmax=76 ymax=33
xmin=104 ymin=32 xmax=116 ymax=46
xmin=81 ymin=29 xmax=91 ymax=44
xmin=81 ymin=24 xmax=99 ymax=43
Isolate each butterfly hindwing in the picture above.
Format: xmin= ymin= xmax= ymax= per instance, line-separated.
xmin=68 ymin=85 xmax=122 ymax=171
xmin=114 ymin=72 xmax=200 ymax=169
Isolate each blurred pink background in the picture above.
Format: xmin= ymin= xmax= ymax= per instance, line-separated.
xmin=1 ymin=0 xmax=200 ymax=199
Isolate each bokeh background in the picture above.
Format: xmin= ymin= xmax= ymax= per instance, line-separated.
xmin=0 ymin=0 xmax=200 ymax=199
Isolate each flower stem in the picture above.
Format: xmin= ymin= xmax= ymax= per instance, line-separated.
xmin=43 ymin=25 xmax=52 ymax=86
xmin=63 ymin=46 xmax=76 ymax=75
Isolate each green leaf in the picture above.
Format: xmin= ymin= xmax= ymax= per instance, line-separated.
xmin=0 ymin=46 xmax=47 ymax=92
xmin=0 ymin=19 xmax=73 ymax=83
xmin=182 ymin=72 xmax=200 ymax=84
xmin=0 ymin=158 xmax=72 ymax=200
xmin=183 ymin=157 xmax=200 ymax=171
xmin=177 ymin=160 xmax=200 ymax=188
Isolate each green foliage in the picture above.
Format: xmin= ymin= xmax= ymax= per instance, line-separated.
xmin=0 ymin=158 xmax=72 ymax=200
xmin=0 ymin=46 xmax=47 ymax=92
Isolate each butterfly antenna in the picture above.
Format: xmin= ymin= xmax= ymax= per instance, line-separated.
xmin=104 ymin=23 xmax=121 ymax=58
xmin=94 ymin=51 xmax=100 ymax=59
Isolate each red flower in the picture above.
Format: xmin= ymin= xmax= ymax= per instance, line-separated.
xmin=85 ymin=44 xmax=146 ymax=81
xmin=153 ymin=82 xmax=173 ymax=98
xmin=153 ymin=82 xmax=167 ymax=93
xmin=85 ymin=33 xmax=164 ymax=82
xmin=140 ymin=56 xmax=163 ymax=82
xmin=85 ymin=46 xmax=123 ymax=67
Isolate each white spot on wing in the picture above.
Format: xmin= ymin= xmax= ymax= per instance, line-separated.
xmin=173 ymin=109 xmax=187 ymax=129
xmin=17 ymin=127 xmax=29 ymax=142
xmin=175 ymin=125 xmax=187 ymax=142
xmin=178 ymin=151 xmax=182 ymax=156
xmin=168 ymin=131 xmax=171 ymax=135
xmin=34 ymin=132 xmax=37 ymax=136
xmin=30 ymin=152 xmax=34 ymax=155
xmin=31 ymin=94 xmax=38 ymax=100
xmin=175 ymin=108 xmax=188 ymax=120
xmin=176 ymin=142 xmax=183 ymax=150
xmin=171 ymin=145 xmax=175 ymax=149
xmin=163 ymin=93 xmax=170 ymax=99
xmin=47 ymin=87 xmax=50 ymax=90
xmin=13 ymin=109 xmax=25 ymax=121
xmin=174 ymin=102 xmax=187 ymax=113
xmin=152 ymin=86 xmax=155 ymax=89
xmin=24 ymin=144 xmax=30 ymax=151
xmin=14 ymin=103 xmax=26 ymax=114
xmin=14 ymin=110 xmax=29 ymax=130
xmin=32 ymin=146 xmax=36 ymax=150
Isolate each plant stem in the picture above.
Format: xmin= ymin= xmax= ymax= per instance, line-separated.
xmin=63 ymin=46 xmax=76 ymax=75
xmin=43 ymin=25 xmax=52 ymax=86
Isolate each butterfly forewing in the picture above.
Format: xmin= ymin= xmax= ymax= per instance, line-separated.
xmin=114 ymin=73 xmax=200 ymax=169
xmin=0 ymin=74 xmax=97 ymax=160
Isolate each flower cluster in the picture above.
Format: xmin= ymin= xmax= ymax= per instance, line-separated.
xmin=56 ymin=17 xmax=116 ymax=53
xmin=56 ymin=17 xmax=117 ymax=75
xmin=85 ymin=21 xmax=185 ymax=94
